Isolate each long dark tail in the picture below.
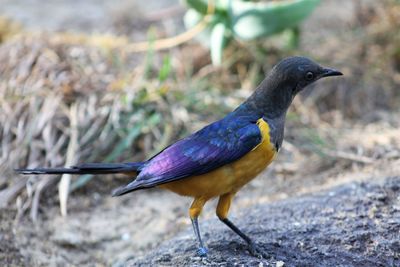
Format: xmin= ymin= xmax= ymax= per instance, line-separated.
xmin=15 ymin=162 xmax=144 ymax=175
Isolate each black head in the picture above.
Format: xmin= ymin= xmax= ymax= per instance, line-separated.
xmin=271 ymin=56 xmax=343 ymax=94
xmin=244 ymin=56 xmax=342 ymax=117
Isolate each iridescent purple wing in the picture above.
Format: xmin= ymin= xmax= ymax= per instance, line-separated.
xmin=112 ymin=115 xmax=262 ymax=196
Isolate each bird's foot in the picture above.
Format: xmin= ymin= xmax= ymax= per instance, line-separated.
xmin=196 ymin=247 xmax=208 ymax=257
xmin=248 ymin=242 xmax=268 ymax=259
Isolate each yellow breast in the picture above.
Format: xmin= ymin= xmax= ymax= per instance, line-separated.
xmin=159 ymin=118 xmax=277 ymax=198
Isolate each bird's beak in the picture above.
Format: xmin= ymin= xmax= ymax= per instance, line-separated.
xmin=321 ymin=67 xmax=343 ymax=77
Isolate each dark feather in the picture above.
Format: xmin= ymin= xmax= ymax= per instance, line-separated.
xmin=15 ymin=162 xmax=144 ymax=175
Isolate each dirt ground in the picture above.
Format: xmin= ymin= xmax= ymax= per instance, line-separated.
xmin=0 ymin=0 xmax=399 ymax=266
xmin=129 ymin=176 xmax=400 ymax=267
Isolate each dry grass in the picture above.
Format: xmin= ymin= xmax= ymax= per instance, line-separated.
xmin=0 ymin=16 xmax=22 ymax=43
xmin=0 ymin=33 xmax=243 ymax=219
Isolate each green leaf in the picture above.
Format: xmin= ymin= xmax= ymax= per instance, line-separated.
xmin=185 ymin=0 xmax=210 ymax=14
xmin=230 ymin=0 xmax=320 ymax=40
xmin=284 ymin=26 xmax=301 ymax=49
xmin=158 ymin=55 xmax=171 ymax=82
xmin=106 ymin=113 xmax=161 ymax=162
xmin=184 ymin=8 xmax=213 ymax=46
xmin=210 ymin=22 xmax=228 ymax=65
xmin=144 ymin=28 xmax=156 ymax=78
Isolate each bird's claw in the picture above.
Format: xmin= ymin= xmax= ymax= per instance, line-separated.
xmin=248 ymin=242 xmax=268 ymax=259
xmin=196 ymin=247 xmax=208 ymax=257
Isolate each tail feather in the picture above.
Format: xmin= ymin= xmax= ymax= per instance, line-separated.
xmin=15 ymin=162 xmax=144 ymax=175
xmin=112 ymin=181 xmax=152 ymax=196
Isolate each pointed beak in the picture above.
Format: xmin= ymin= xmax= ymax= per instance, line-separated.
xmin=321 ymin=67 xmax=343 ymax=77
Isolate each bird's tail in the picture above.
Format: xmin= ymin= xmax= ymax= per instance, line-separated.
xmin=15 ymin=162 xmax=144 ymax=175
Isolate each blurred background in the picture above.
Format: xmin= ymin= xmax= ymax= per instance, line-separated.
xmin=0 ymin=0 xmax=399 ymax=265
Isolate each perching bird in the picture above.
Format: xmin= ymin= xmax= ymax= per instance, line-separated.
xmin=16 ymin=56 xmax=342 ymax=257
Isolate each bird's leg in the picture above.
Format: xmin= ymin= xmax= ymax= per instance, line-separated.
xmin=216 ymin=193 xmax=267 ymax=258
xmin=189 ymin=198 xmax=208 ymax=257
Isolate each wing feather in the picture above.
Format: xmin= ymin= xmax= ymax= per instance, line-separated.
xmin=113 ymin=114 xmax=262 ymax=195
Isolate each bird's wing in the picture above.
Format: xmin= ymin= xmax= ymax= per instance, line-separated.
xmin=113 ymin=115 xmax=262 ymax=195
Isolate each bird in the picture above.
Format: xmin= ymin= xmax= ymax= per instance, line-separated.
xmin=16 ymin=56 xmax=342 ymax=258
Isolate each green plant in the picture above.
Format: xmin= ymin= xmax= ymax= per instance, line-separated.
xmin=184 ymin=0 xmax=320 ymax=65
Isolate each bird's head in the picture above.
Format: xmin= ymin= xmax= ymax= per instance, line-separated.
xmin=245 ymin=56 xmax=343 ymax=117
xmin=272 ymin=56 xmax=343 ymax=94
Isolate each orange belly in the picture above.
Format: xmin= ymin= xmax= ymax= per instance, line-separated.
xmin=159 ymin=119 xmax=277 ymax=199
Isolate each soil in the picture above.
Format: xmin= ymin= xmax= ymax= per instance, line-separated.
xmin=129 ymin=176 xmax=400 ymax=267
xmin=0 ymin=209 xmax=25 ymax=266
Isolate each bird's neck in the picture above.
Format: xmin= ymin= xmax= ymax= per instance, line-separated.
xmin=232 ymin=75 xmax=291 ymax=151
xmin=240 ymin=75 xmax=294 ymax=120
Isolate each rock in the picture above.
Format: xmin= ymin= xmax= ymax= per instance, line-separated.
xmin=127 ymin=177 xmax=400 ymax=267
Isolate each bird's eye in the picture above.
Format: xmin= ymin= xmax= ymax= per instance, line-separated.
xmin=305 ymin=72 xmax=314 ymax=81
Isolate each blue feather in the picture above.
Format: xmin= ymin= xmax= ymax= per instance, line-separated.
xmin=118 ymin=110 xmax=263 ymax=192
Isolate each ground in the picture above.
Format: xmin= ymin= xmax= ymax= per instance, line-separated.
xmin=129 ymin=176 xmax=400 ymax=267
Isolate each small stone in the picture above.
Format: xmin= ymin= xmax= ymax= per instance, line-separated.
xmin=276 ymin=260 xmax=285 ymax=267
xmin=121 ymin=233 xmax=130 ymax=241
